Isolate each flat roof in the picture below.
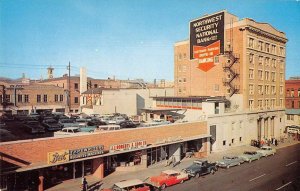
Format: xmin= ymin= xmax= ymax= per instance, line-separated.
xmin=141 ymin=108 xmax=182 ymax=112
xmin=15 ymin=134 xmax=211 ymax=173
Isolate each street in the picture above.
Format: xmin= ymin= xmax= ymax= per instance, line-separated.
xmin=167 ymin=144 xmax=300 ymax=191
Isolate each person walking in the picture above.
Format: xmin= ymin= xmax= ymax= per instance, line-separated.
xmin=82 ymin=177 xmax=88 ymax=191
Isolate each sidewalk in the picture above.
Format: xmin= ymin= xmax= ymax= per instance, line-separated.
xmin=46 ymin=137 xmax=299 ymax=191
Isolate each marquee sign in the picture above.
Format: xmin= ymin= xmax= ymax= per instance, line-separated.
xmin=190 ymin=11 xmax=225 ymax=72
xmin=110 ymin=140 xmax=147 ymax=152
xmin=47 ymin=145 xmax=104 ymax=165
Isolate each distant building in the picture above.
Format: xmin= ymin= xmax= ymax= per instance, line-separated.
xmin=285 ymin=77 xmax=300 ymax=126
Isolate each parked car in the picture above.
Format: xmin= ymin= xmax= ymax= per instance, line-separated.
xmin=42 ymin=119 xmax=62 ymax=131
xmin=89 ymin=118 xmax=107 ymax=126
xmin=23 ymin=121 xmax=45 ymax=134
xmin=0 ymin=129 xmax=17 ymax=142
xmin=58 ymin=119 xmax=76 ymax=128
xmin=0 ymin=121 xmax=6 ymax=128
xmin=183 ymin=159 xmax=218 ymax=178
xmin=216 ymin=156 xmax=244 ymax=168
xmin=239 ymin=151 xmax=262 ymax=162
xmin=148 ymin=169 xmax=189 ymax=190
xmin=78 ymin=124 xmax=98 ymax=133
xmin=28 ymin=113 xmax=40 ymax=121
xmin=102 ymin=179 xmax=151 ymax=191
xmin=14 ymin=114 xmax=28 ymax=121
xmin=54 ymin=127 xmax=88 ymax=136
xmin=119 ymin=120 xmax=137 ymax=128
xmin=257 ymin=146 xmax=276 ymax=157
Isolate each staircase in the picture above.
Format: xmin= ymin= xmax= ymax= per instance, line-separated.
xmin=223 ymin=50 xmax=239 ymax=97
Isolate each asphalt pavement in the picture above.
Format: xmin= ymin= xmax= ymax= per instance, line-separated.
xmin=167 ymin=143 xmax=300 ymax=191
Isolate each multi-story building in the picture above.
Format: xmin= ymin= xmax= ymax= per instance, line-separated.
xmin=38 ymin=75 xmax=121 ymax=113
xmin=285 ymin=77 xmax=300 ymax=126
xmin=0 ymin=81 xmax=67 ymax=114
xmin=175 ymin=11 xmax=287 ymax=112
xmin=172 ymin=10 xmax=288 ymax=151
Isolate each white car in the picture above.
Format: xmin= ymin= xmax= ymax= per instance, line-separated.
xmin=54 ymin=127 xmax=88 ymax=136
xmin=257 ymin=146 xmax=276 ymax=157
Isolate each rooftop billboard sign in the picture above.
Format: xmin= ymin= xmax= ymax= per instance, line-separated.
xmin=190 ymin=11 xmax=225 ymax=72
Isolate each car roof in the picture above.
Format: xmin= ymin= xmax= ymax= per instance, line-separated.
xmin=114 ymin=179 xmax=144 ymax=188
xmin=261 ymin=146 xmax=272 ymax=149
xmin=62 ymin=127 xmax=79 ymax=130
xmin=162 ymin=170 xmax=179 ymax=175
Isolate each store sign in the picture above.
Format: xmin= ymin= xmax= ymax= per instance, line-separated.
xmin=47 ymin=145 xmax=104 ymax=164
xmin=47 ymin=150 xmax=69 ymax=165
xmin=110 ymin=140 xmax=147 ymax=152
xmin=190 ymin=11 xmax=225 ymax=72
xmin=69 ymin=145 xmax=104 ymax=160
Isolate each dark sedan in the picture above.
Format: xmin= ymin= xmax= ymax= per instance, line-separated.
xmin=42 ymin=119 xmax=62 ymax=131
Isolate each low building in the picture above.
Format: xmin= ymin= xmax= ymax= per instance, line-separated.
xmin=0 ymin=121 xmax=209 ymax=190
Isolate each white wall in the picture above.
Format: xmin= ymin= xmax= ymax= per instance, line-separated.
xmin=208 ymin=109 xmax=285 ymax=152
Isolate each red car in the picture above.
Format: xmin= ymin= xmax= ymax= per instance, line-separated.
xmin=102 ymin=179 xmax=150 ymax=191
xmin=149 ymin=170 xmax=189 ymax=190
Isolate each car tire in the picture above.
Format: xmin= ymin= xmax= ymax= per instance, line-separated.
xmin=195 ymin=173 xmax=200 ymax=178
xmin=160 ymin=184 xmax=166 ymax=190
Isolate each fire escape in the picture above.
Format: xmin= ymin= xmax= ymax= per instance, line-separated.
xmin=223 ymin=50 xmax=239 ymax=97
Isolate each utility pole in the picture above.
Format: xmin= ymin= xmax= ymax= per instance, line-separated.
xmin=67 ymin=62 xmax=71 ymax=113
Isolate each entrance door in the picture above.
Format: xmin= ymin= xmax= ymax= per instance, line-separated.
xmin=75 ymin=162 xmax=83 ymax=178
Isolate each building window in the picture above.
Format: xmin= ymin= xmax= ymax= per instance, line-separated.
xmin=265 ymin=43 xmax=270 ymax=53
xmin=265 ymin=57 xmax=270 ymax=67
xmin=240 ymin=137 xmax=242 ymax=142
xmin=43 ymin=95 xmax=47 ymax=102
xmin=287 ymin=115 xmax=294 ymax=121
xmin=55 ymin=95 xmax=58 ymax=102
xmin=280 ymin=86 xmax=283 ymax=95
xmin=280 ymin=99 xmax=283 ymax=107
xmin=74 ymin=83 xmax=79 ymax=89
xmin=37 ymin=95 xmax=41 ymax=103
xmin=272 ymin=59 xmax=276 ymax=68
xmin=183 ymin=78 xmax=187 ymax=83
xmin=292 ymin=101 xmax=294 ymax=108
xmin=298 ymin=88 xmax=300 ymax=97
xmin=271 ymin=44 xmax=276 ymax=54
xmin=258 ymin=85 xmax=263 ymax=94
xmin=249 ymin=53 xmax=254 ymax=64
xmin=291 ymin=89 xmax=294 ymax=97
xmin=249 ymin=84 xmax=254 ymax=95
xmin=60 ymin=95 xmax=64 ymax=102
xmin=265 ymin=71 xmax=269 ymax=81
xmin=0 ymin=95 xmax=2 ymax=104
xmin=5 ymin=95 xmax=10 ymax=102
xmin=94 ymin=84 xmax=98 ymax=88
xmin=279 ymin=47 xmax=285 ymax=56
xmin=248 ymin=37 xmax=254 ymax=48
xmin=24 ymin=95 xmax=29 ymax=103
xmin=271 ymin=99 xmax=275 ymax=108
xmin=280 ymin=73 xmax=284 ymax=82
xmin=232 ymin=139 xmax=234 ymax=144
xmin=258 ymin=56 xmax=263 ymax=65
xmin=182 ymin=65 xmax=187 ymax=72
xmin=271 ymin=86 xmax=276 ymax=95
xmin=265 ymin=85 xmax=270 ymax=95
xmin=249 ymin=69 xmax=254 ymax=79
xmin=223 ymin=140 xmax=226 ymax=146
xmin=258 ymin=99 xmax=263 ymax=108
xmin=258 ymin=70 xmax=263 ymax=80
xmin=74 ymin=97 xmax=79 ymax=104
xmin=258 ymin=41 xmax=263 ymax=51
xmin=249 ymin=99 xmax=254 ymax=110
xmin=18 ymin=95 xmax=22 ymax=103
xmin=271 ymin=72 xmax=276 ymax=82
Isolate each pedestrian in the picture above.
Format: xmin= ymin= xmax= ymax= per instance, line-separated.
xmin=82 ymin=177 xmax=88 ymax=191
xmin=275 ymin=139 xmax=278 ymax=146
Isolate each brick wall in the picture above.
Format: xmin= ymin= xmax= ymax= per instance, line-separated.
xmin=0 ymin=121 xmax=207 ymax=166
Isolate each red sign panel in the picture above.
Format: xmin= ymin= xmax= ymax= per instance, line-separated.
xmin=193 ymin=41 xmax=220 ymax=72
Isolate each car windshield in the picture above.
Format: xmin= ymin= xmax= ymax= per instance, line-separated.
xmin=223 ymin=156 xmax=234 ymax=160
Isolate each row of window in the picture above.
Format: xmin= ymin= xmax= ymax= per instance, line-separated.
xmin=74 ymin=83 xmax=99 ymax=89
xmin=286 ymin=88 xmax=300 ymax=97
xmin=176 ymin=52 xmax=188 ymax=61
xmin=248 ymin=37 xmax=285 ymax=56
xmin=249 ymin=84 xmax=283 ymax=95
xmin=249 ymin=69 xmax=284 ymax=82
xmin=248 ymin=98 xmax=284 ymax=109
xmin=249 ymin=54 xmax=285 ymax=69
xmin=223 ymin=137 xmax=243 ymax=146
xmin=177 ymin=65 xmax=188 ymax=72
xmin=156 ymin=99 xmax=202 ymax=108
xmin=177 ymin=77 xmax=187 ymax=83
xmin=286 ymin=100 xmax=300 ymax=109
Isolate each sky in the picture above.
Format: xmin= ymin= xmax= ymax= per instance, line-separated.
xmin=0 ymin=0 xmax=299 ymax=82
